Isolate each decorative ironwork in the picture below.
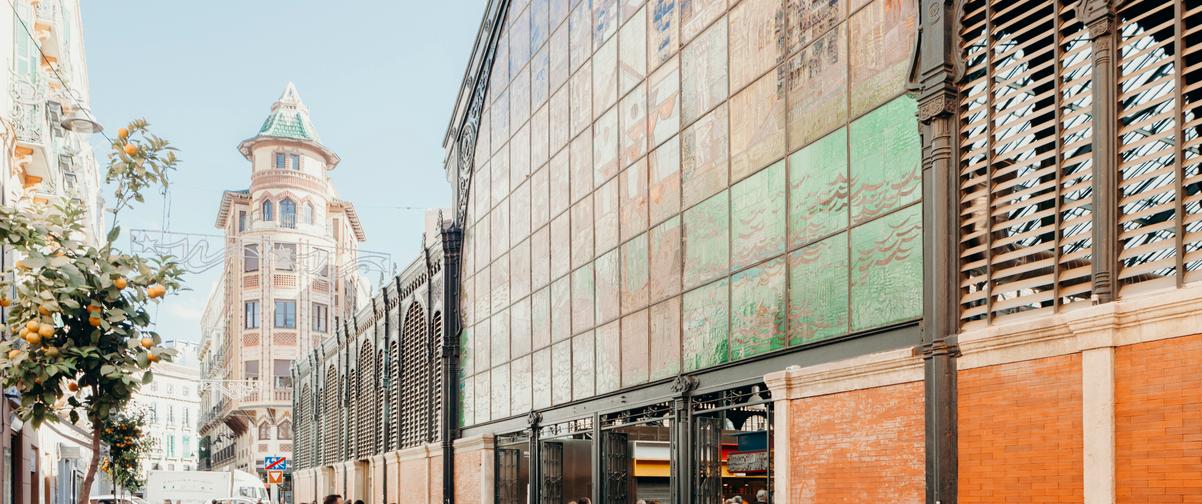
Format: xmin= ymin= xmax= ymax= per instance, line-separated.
xmin=694 ymin=416 xmax=722 ymax=503
xmin=670 ymin=374 xmax=698 ymax=395
xmin=399 ymin=302 xmax=429 ymax=448
xmin=198 ymin=379 xmax=263 ymax=402
xmin=601 ymin=431 xmax=630 ymax=504
xmin=599 ymin=402 xmax=674 ymax=430
xmin=356 ymin=342 xmax=375 ymax=458
xmin=538 ymin=442 xmax=563 ymax=504
xmin=496 ymin=448 xmax=522 ymax=504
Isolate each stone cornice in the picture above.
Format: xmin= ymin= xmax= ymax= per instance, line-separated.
xmin=763 ymin=347 xmax=923 ymax=401
xmin=958 ymin=283 xmax=1202 ymax=369
xmin=452 ymin=433 xmax=495 ymax=451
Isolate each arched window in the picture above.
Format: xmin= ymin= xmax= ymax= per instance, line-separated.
xmin=259 ymin=422 xmax=272 ymax=440
xmin=262 ymin=200 xmax=274 ymax=221
xmin=280 ymin=198 xmax=297 ymax=229
xmin=277 ymin=420 xmax=292 ymax=440
xmin=304 ymin=203 xmax=315 ymax=225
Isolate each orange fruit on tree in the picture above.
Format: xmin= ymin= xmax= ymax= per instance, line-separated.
xmin=148 ymin=284 xmax=166 ymax=299
xmin=0 ymin=297 xmax=10 ymax=307
xmin=23 ymin=333 xmax=40 ymax=346
xmin=87 ymin=303 xmax=101 ymax=313
xmin=7 ymin=350 xmax=20 ymax=360
xmin=37 ymin=305 xmax=50 ymax=316
xmin=140 ymin=337 xmax=153 ymax=349
xmin=114 ymin=277 xmax=128 ymax=290
xmin=123 ymin=143 xmax=137 ymax=156
xmin=37 ymin=324 xmax=53 ymax=338
xmin=117 ymin=127 xmax=129 ymax=139
xmin=14 ymin=260 xmax=28 ymax=270
xmin=88 ymin=316 xmax=101 ymax=327
xmin=25 ymin=320 xmax=39 ymax=331
xmin=146 ymin=352 xmax=159 ymax=363
xmin=43 ymin=346 xmax=59 ymax=358
xmin=67 ymin=381 xmax=78 ymax=392
xmin=18 ymin=327 xmax=28 ymax=338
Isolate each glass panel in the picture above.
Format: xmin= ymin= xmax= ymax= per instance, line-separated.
xmin=596 ymin=177 xmax=621 ymax=254
xmin=730 ymin=71 xmax=786 ymax=182
xmin=492 ymin=363 xmax=510 ymax=419
xmin=787 ymin=23 xmax=847 ymax=150
xmin=620 ymin=158 xmax=650 ymax=241
xmin=492 ymin=145 xmax=511 ymax=207
xmin=475 ymin=320 xmax=492 ymax=375
xmin=731 ymin=160 xmax=786 ymax=270
xmin=595 ymin=321 xmax=621 ymax=394
xmin=531 ymin=0 xmax=550 ymax=51
xmin=551 ymin=276 xmax=572 ymax=343
xmin=493 ymin=201 xmax=512 ymax=263
xmin=512 ymin=124 xmax=532 ymax=190
xmin=513 ymin=183 xmax=532 ymax=248
xmin=551 ymin=87 xmax=571 ymax=154
xmin=511 ymin=7 xmax=532 ymax=74
xmin=512 ymin=355 xmax=533 ymax=414
xmin=492 ymin=251 xmax=511 ymax=312
xmin=572 ymin=331 xmax=596 ymax=399
xmin=595 ymin=107 xmax=621 ymax=186
xmin=596 ymin=248 xmax=622 ymax=324
xmin=786 ymin=0 xmax=846 ymax=55
xmin=493 ymin=90 xmax=511 ymax=150
xmin=649 ymin=297 xmax=682 ymax=379
xmin=550 ymin=24 xmax=571 ymax=93
xmin=620 ymin=84 xmax=649 ymax=169
xmin=569 ymin=2 xmax=591 ymax=72
xmin=551 ymin=212 xmax=572 ymax=279
xmin=620 ymin=309 xmax=649 ymax=386
xmin=849 ymin=96 xmax=921 ymax=224
xmin=571 ymin=263 xmax=596 ymax=333
xmin=728 ymin=0 xmax=785 ymax=92
xmin=571 ymin=195 xmax=595 ymax=268
xmin=620 ymin=233 xmax=650 ymax=313
xmin=552 ymin=340 xmax=572 ymax=404
xmin=532 ymin=163 xmax=550 ymax=228
xmin=850 ymin=203 xmax=922 ymax=330
xmin=681 ymin=104 xmax=729 ymax=207
xmin=683 ymin=278 xmax=729 ymax=371
xmin=789 ymin=128 xmax=849 ymax=248
xmin=461 ymin=378 xmax=474 ymax=426
xmin=788 ymin=233 xmax=849 ymax=345
xmin=648 ymin=57 xmax=680 ymax=147
xmin=730 ymin=256 xmax=787 ymax=360
xmin=594 ymin=0 xmax=619 ymax=47
xmin=683 ymin=191 xmax=729 ymax=289
xmin=533 ymin=347 xmax=552 ymax=409
xmin=847 ymin=0 xmax=917 ymax=118
xmin=532 ymin=225 xmax=551 ymax=288
xmin=619 ymin=7 xmax=648 ymax=96
xmin=649 ymin=216 xmax=683 ymax=302
xmin=680 ymin=0 xmax=725 ymax=43
xmin=681 ymin=19 xmax=728 ymax=124
xmin=492 ymin=307 xmax=511 ymax=364
xmin=533 ymin=107 xmax=550 ymax=169
xmin=649 ymin=136 xmax=682 ymax=225
xmin=571 ymin=131 xmax=594 ymax=202
xmin=512 ymin=296 xmax=533 ymax=357
xmin=532 ymin=286 xmax=552 ymax=350
xmin=594 ymin=35 xmax=619 ymax=114
xmin=648 ymin=0 xmax=679 ymax=68
xmin=512 ymin=67 xmax=532 ymax=131
xmin=475 ymin=372 xmax=491 ymax=423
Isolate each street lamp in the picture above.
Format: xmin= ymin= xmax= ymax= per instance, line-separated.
xmin=60 ymin=106 xmax=104 ymax=134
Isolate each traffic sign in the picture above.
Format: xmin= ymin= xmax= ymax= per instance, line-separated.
xmin=267 ymin=470 xmax=284 ymax=485
xmin=265 ymin=456 xmax=287 ymax=470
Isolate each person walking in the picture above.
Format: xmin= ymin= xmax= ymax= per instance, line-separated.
xmin=322 ymin=495 xmax=343 ymax=504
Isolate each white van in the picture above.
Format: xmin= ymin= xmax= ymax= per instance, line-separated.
xmin=144 ymin=469 xmax=268 ymax=504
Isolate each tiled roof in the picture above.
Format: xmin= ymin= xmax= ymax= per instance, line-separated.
xmin=255 ymin=82 xmax=321 ymax=142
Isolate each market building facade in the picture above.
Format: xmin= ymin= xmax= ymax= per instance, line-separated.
xmin=293 ymin=0 xmax=1202 ymax=503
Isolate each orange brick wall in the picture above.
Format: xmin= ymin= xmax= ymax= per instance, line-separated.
xmin=958 ymin=354 xmax=1083 ymax=503
xmin=1115 ymin=334 xmax=1202 ymax=503
xmin=787 ymin=381 xmax=925 ymax=503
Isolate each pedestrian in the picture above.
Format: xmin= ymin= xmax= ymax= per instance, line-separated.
xmin=322 ymin=495 xmax=343 ymax=504
xmin=756 ymin=490 xmax=770 ymax=503
xmin=353 ymin=500 xmax=364 ymax=504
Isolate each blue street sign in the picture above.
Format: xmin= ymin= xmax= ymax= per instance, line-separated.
xmin=265 ymin=456 xmax=287 ymax=470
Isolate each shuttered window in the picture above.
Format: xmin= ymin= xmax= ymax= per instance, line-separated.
xmin=400 ymin=302 xmax=428 ymax=449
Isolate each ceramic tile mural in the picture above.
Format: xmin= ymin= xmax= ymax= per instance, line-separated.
xmin=788 ymin=233 xmax=849 ymax=344
xmin=731 ymin=161 xmax=786 ymax=270
xmin=848 ymin=0 xmax=917 ymax=118
xmin=850 ymin=203 xmax=922 ymax=330
xmin=681 ymin=20 xmax=727 ymax=124
xmin=595 ymin=321 xmax=621 ymax=394
xmin=648 ymin=297 xmax=682 ymax=379
xmin=789 ymin=128 xmax=848 ymax=248
xmin=683 ymin=191 xmax=729 ymax=288
xmin=682 ymin=278 xmax=729 ymax=371
xmin=849 ymin=96 xmax=921 ymax=224
xmin=730 ymin=257 xmax=788 ymax=360
xmin=460 ymin=0 xmax=923 ymax=423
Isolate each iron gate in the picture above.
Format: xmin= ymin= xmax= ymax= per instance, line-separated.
xmin=539 ymin=441 xmax=563 ymax=504
xmin=601 ymin=431 xmax=630 ymax=504
xmin=694 ymin=416 xmax=722 ymax=503
xmin=497 ymin=447 xmax=522 ymax=504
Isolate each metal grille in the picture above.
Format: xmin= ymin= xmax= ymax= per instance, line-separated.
xmin=348 ymin=368 xmax=358 ymax=459
xmin=322 ymin=365 xmax=338 ymax=464
xmin=601 ymin=431 xmax=630 ymax=504
xmin=377 ymin=349 xmax=386 ymax=454
xmin=539 ymin=442 xmax=563 ymax=504
xmin=356 ymin=342 xmax=375 ymax=458
xmin=296 ymin=384 xmax=310 ymax=469
xmin=388 ymin=339 xmax=400 ymax=451
xmin=694 ymin=416 xmax=722 ymax=503
xmin=400 ymin=302 xmax=429 ymax=448
xmin=958 ymin=0 xmax=1096 ymax=325
xmin=497 ymin=448 xmax=522 ymax=504
xmin=1116 ymin=0 xmax=1202 ymax=290
xmin=429 ymin=311 xmax=443 ymax=442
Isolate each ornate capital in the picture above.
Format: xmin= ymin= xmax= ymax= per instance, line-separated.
xmin=917 ymin=92 xmax=957 ymax=122
xmin=526 ymin=410 xmax=542 ymax=428
xmin=670 ymin=374 xmax=698 ymax=395
xmin=920 ymin=336 xmax=962 ymax=359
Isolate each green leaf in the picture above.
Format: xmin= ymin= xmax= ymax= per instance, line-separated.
xmin=141 ymin=371 xmax=153 ymax=384
xmin=107 ymin=226 xmax=120 ymax=244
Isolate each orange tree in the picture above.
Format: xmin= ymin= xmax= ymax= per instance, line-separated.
xmin=99 ymin=409 xmax=154 ymax=494
xmin=0 ymin=120 xmax=182 ymax=504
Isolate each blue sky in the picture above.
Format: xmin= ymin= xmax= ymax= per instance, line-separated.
xmin=79 ymin=1 xmax=482 ymax=343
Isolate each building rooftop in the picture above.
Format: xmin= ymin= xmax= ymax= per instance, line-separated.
xmin=257 ymin=82 xmax=321 ymax=142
